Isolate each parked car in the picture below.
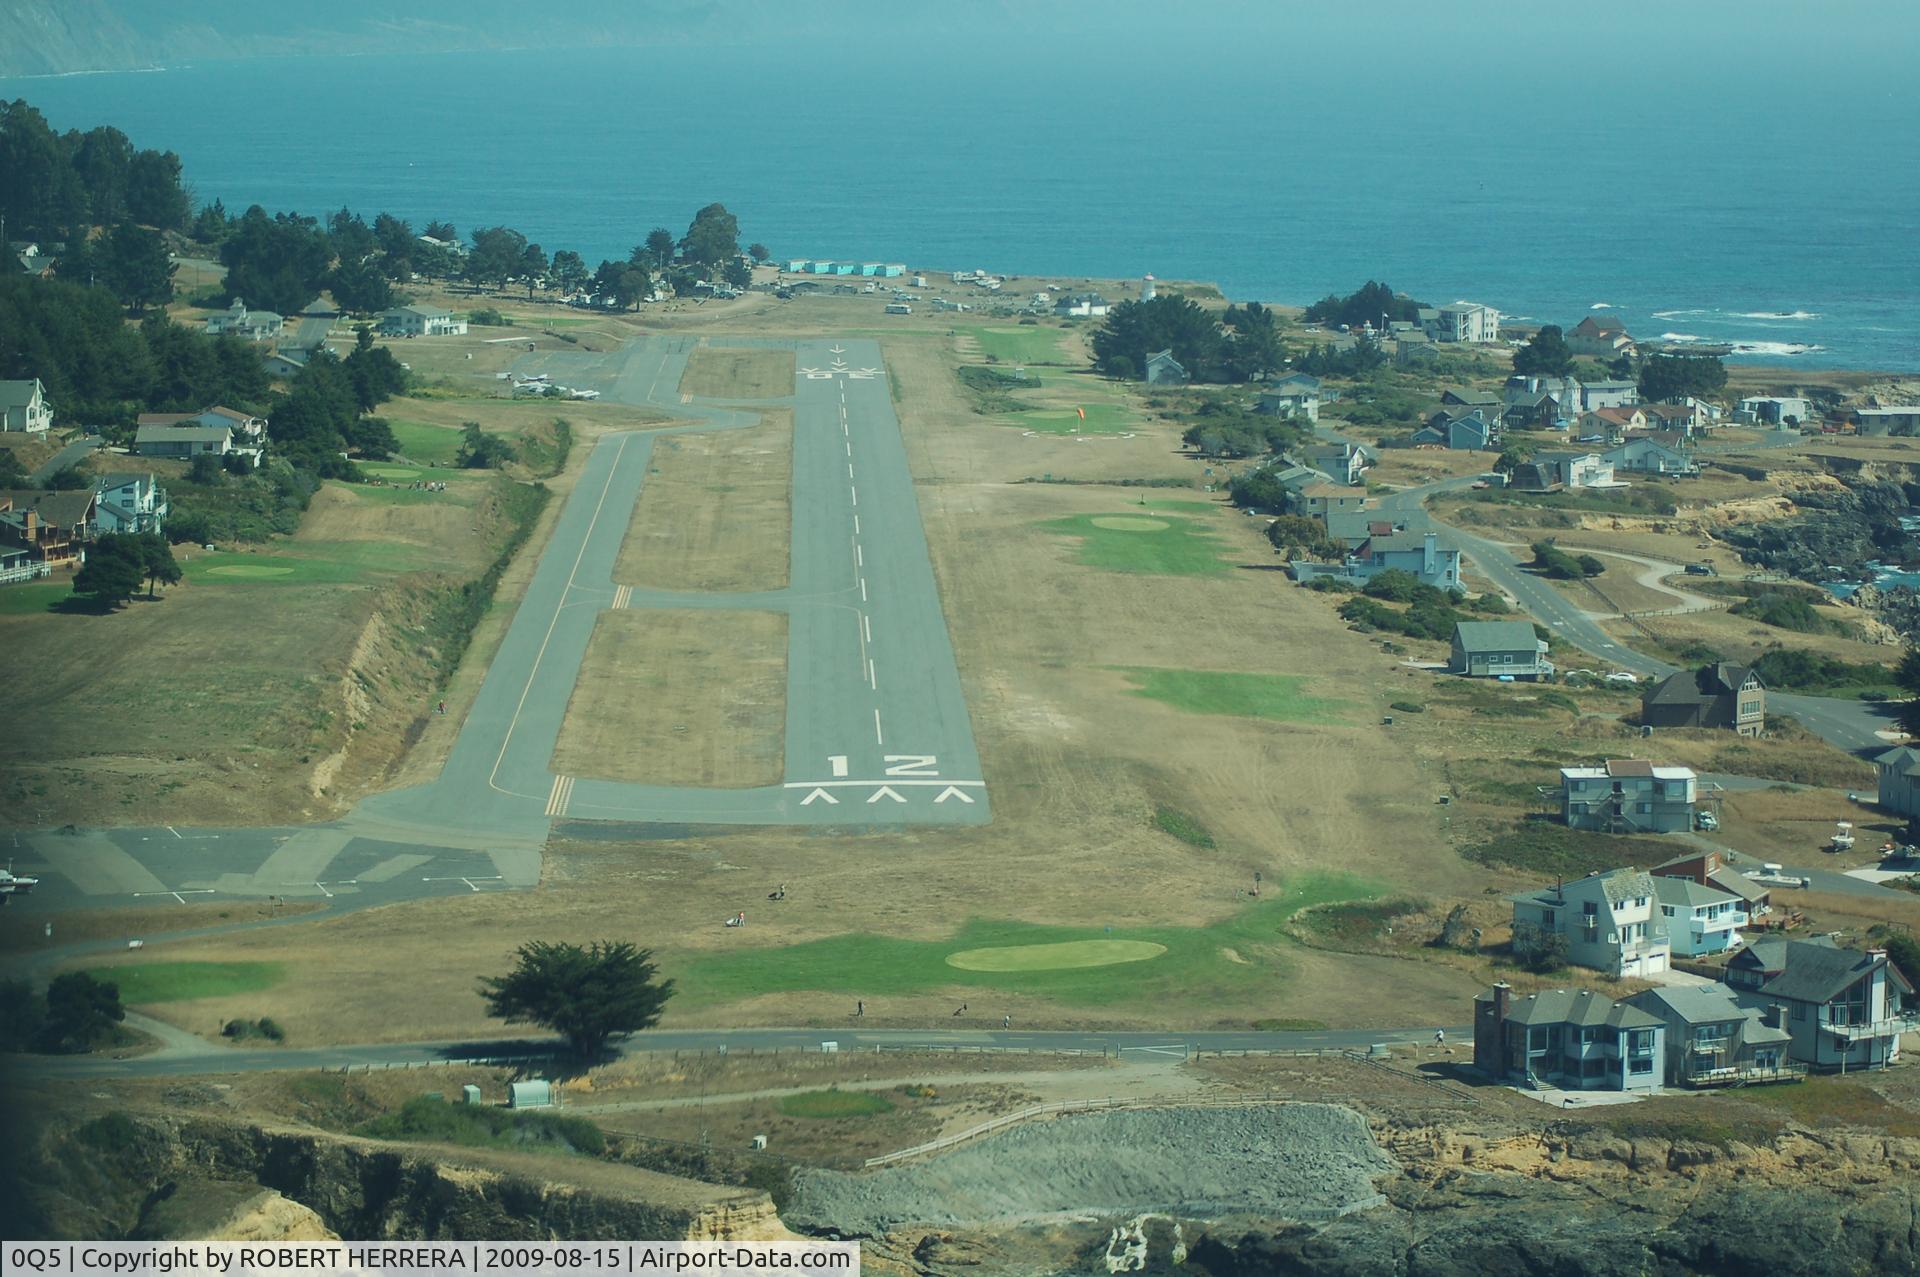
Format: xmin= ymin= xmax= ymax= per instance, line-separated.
xmin=1604 ymin=671 xmax=1640 ymax=685
xmin=1696 ymin=810 xmax=1719 ymax=832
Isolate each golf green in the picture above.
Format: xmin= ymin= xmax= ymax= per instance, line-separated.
xmin=205 ymin=564 xmax=296 ymax=578
xmin=1090 ymin=516 xmax=1170 ymax=532
xmin=945 ymin=939 xmax=1168 ymax=972
xmin=364 ymin=465 xmax=422 ymax=480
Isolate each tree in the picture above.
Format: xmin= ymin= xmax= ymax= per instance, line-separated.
xmin=722 ymin=257 xmax=753 ymax=290
xmin=1092 ymin=294 xmax=1225 ymax=380
xmin=45 ymin=466 xmax=90 ymax=490
xmin=457 ymin=421 xmax=516 ymax=469
xmin=125 ymin=148 xmax=190 ymax=230
xmin=1895 ymin=647 xmax=1920 ymax=737
xmin=220 ymin=205 xmax=334 ymax=313
xmin=466 ymin=225 xmax=529 ymax=290
xmin=1639 ymin=353 xmax=1727 ymax=403
xmin=424 ymin=219 xmax=458 ymax=242
xmin=1512 ymin=325 xmax=1574 ymax=377
xmin=595 ymin=259 xmax=651 ymax=310
xmin=328 ymin=256 xmax=393 ymax=312
xmin=747 ymin=242 xmax=769 ymax=263
xmin=135 ymin=531 xmax=181 ymax=597
xmin=680 ymin=203 xmax=740 ymax=272
xmin=72 ymin=533 xmax=148 ymax=605
xmin=642 ymin=227 xmax=677 ymax=268
xmin=100 ymin=221 xmax=176 ymax=311
xmin=373 ymin=211 xmax=415 ymax=266
xmin=520 ymin=243 xmax=548 ymax=297
xmin=1493 ymin=441 xmax=1535 ymax=475
xmin=478 ymin=940 xmax=674 ymax=1058
xmin=191 ymin=198 xmax=232 ymax=245
xmin=1265 ymin=515 xmax=1341 ymax=560
xmin=187 ymin=452 xmax=224 ymax=484
xmin=1220 ymin=301 xmax=1284 ymax=382
xmin=40 ymin=971 xmax=124 ymax=1053
xmin=0 ymin=979 xmax=45 ymax=1052
xmin=1303 ymin=281 xmax=1426 ymax=331
xmin=548 ymin=249 xmax=588 ymax=294
xmin=1510 ymin=921 xmax=1568 ymax=973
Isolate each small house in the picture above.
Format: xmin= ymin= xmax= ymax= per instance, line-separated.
xmin=1412 ymin=407 xmax=1495 ymax=451
xmin=1473 ymin=983 xmax=1664 ymax=1092
xmin=1626 ymin=985 xmax=1795 ymax=1087
xmin=0 ymin=489 xmax=97 ymax=570
xmin=1874 ymin=743 xmax=1920 ymax=820
xmin=1055 ymin=292 xmax=1108 ymax=318
xmin=1723 ymin=938 xmax=1915 ymax=1072
xmin=1256 ymin=373 xmax=1322 ymax=421
xmin=135 ymin=424 xmax=233 ymax=459
xmin=1533 ymin=450 xmax=1615 ymax=488
xmin=1508 ymin=868 xmax=1672 ymax=979
xmin=1652 ymin=877 xmax=1748 ymax=957
xmin=0 ymin=378 xmax=53 ymax=434
xmin=1735 ymin=396 xmax=1812 ymax=428
xmin=205 ymin=298 xmax=284 ymax=342
xmin=1603 ymin=437 xmax=1698 ymax=476
xmin=91 ymin=472 xmax=168 ymax=536
xmin=1640 ymin=663 xmax=1763 ymax=735
xmin=1566 ymin=315 xmax=1636 ymax=359
xmin=1653 ymin=847 xmax=1772 ymax=916
xmin=1450 ymin=620 xmax=1550 ymax=679
xmin=1852 ymin=406 xmax=1920 ymax=436
xmin=380 ymin=306 xmax=467 ymax=337
xmin=1581 ymin=380 xmax=1639 ymax=412
xmin=1144 ymin=349 xmax=1187 ymax=385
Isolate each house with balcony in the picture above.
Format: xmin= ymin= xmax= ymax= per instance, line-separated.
xmin=379 ymin=305 xmax=467 ymax=337
xmin=1626 ymin=985 xmax=1797 ymax=1088
xmin=1255 ymin=373 xmax=1322 ymax=422
xmin=1508 ymin=868 xmax=1671 ymax=978
xmin=1450 ymin=620 xmax=1552 ymax=680
xmin=1430 ymin=301 xmax=1501 ymax=344
xmin=1653 ymin=877 xmax=1747 ymax=957
xmin=1603 ymin=436 xmax=1699 ymax=476
xmin=1641 ymin=663 xmax=1763 ymax=735
xmin=1473 ymin=983 xmax=1664 ymax=1093
xmin=1735 ymin=396 xmax=1812 ymax=428
xmin=1289 ymin=529 xmax=1462 ymax=593
xmin=1560 ymin=759 xmax=1698 ymax=834
xmin=1654 ymin=847 xmax=1772 ymax=917
xmin=1581 ymin=380 xmax=1639 ymax=412
xmin=1722 ymin=938 xmax=1915 ymax=1072
xmin=1411 ymin=406 xmax=1496 ymax=451
xmin=1567 ymin=315 xmax=1636 ymax=360
xmin=1532 ymin=450 xmax=1616 ymax=489
xmin=0 ymin=489 xmax=97 ymax=571
xmin=91 ymin=472 xmax=168 ymax=536
xmin=205 ymin=298 xmax=284 ymax=342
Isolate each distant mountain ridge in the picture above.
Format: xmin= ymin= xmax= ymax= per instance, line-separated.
xmin=0 ymin=0 xmax=1085 ymax=78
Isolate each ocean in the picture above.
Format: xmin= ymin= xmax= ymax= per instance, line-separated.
xmin=7 ymin=44 xmax=1919 ymax=372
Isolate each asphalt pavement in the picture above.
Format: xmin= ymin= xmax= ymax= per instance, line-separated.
xmin=27 ymin=434 xmax=101 ymax=484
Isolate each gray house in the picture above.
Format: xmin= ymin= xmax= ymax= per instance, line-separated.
xmin=1144 ymin=349 xmax=1187 ymax=384
xmin=1874 ymin=744 xmax=1920 ymax=820
xmin=1256 ymin=373 xmax=1322 ymax=422
xmin=1641 ymin=663 xmax=1764 ymax=735
xmin=1560 ymin=759 xmax=1699 ymax=834
xmin=1450 ymin=620 xmax=1551 ymax=679
xmin=1723 ymin=938 xmax=1915 ymax=1072
xmin=1626 ymin=985 xmax=1796 ymax=1088
xmin=135 ymin=425 xmax=233 ymax=459
xmin=1412 ymin=407 xmax=1495 ymax=451
xmin=1603 ymin=436 xmax=1699 ymax=476
xmin=0 ymin=378 xmax=52 ymax=433
xmin=1472 ymin=984 xmax=1664 ymax=1093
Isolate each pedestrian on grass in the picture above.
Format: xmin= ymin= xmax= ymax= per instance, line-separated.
xmin=856 ymin=1000 xmax=864 ymax=1018
xmin=1003 ymin=1015 xmax=1011 ymax=1030
xmin=1435 ymin=1028 xmax=1447 ymax=1052
xmin=953 ymin=1003 xmax=966 ymax=1017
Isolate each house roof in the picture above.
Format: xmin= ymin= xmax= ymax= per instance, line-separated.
xmin=1325 ymin=511 xmax=1412 ymax=541
xmin=1440 ymin=389 xmax=1501 ymax=406
xmin=1652 ymin=876 xmax=1739 ymax=910
xmin=1729 ymin=938 xmax=1906 ymax=1004
xmin=1439 ymin=301 xmax=1493 ymax=315
xmin=200 ymin=406 xmax=258 ymax=424
xmin=1272 ymin=372 xmax=1322 ymax=391
xmin=135 ymin=425 xmax=231 ymax=444
xmin=1452 ymin=620 xmax=1541 ymax=653
xmin=1476 ymin=987 xmax=1661 ymax=1030
xmin=0 ymin=379 xmax=46 ymax=408
xmin=1364 ymin=529 xmax=1447 ymax=555
xmin=93 ymin=472 xmax=153 ymax=491
xmin=1586 ymin=380 xmax=1637 ymax=393
xmin=1560 ymin=759 xmax=1695 ymax=782
xmin=1643 ymin=402 xmax=1696 ymax=420
xmin=1298 ymin=482 xmax=1353 ymax=499
xmin=1630 ymin=986 xmax=1789 ymax=1044
xmin=1644 ymin=663 xmax=1757 ymax=707
xmin=388 ymin=305 xmax=453 ymax=320
xmin=0 ymin=489 xmax=95 ymax=526
xmin=1576 ymin=314 xmax=1627 ymax=333
xmin=135 ymin=412 xmax=196 ymax=427
xmin=1874 ymin=744 xmax=1920 ymax=776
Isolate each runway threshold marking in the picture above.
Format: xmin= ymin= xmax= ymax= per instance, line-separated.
xmin=422 ymin=875 xmax=506 ymax=892
xmin=545 ymin=774 xmax=576 ymax=817
xmin=132 ymin=888 xmax=216 ymax=904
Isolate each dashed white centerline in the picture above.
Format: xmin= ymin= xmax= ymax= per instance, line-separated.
xmin=848 ymin=462 xmax=855 ymax=478
xmin=860 ymin=577 xmax=868 ymax=602
xmin=850 ymin=486 xmax=858 ymax=506
xmin=845 ymin=440 xmax=851 ymax=456
xmin=869 ymin=658 xmax=877 ymax=690
xmin=863 ymin=614 xmax=872 ymax=643
xmin=853 ymin=514 xmax=861 ymax=535
xmin=873 ymin=709 xmax=885 ymax=745
xmin=856 ymin=544 xmax=864 ymax=567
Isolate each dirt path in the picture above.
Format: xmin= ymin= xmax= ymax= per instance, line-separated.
xmin=1556 ymin=545 xmax=1723 ymax=616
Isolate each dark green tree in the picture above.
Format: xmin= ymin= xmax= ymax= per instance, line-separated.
xmin=1512 ymin=325 xmax=1575 ymax=377
xmin=71 ymin=125 xmax=134 ymax=227
xmin=1092 ymin=294 xmax=1225 ymax=380
xmin=642 ymin=227 xmax=677 ymax=268
xmin=1303 ymin=281 xmax=1426 ymax=330
xmin=548 ymin=249 xmax=588 ymax=294
xmin=44 ymin=466 xmax=90 ymax=490
xmin=0 ymin=979 xmax=45 ymax=1052
xmin=746 ymin=242 xmax=770 ymax=263
xmin=40 ymin=972 xmax=124 ymax=1053
xmin=327 ymin=207 xmax=378 ymax=264
xmin=191 ymin=198 xmax=232 ymax=245
xmin=0 ymin=100 xmax=87 ymax=239
xmin=1638 ymin=353 xmax=1727 ymax=403
xmin=0 ymin=448 xmax=27 ymax=488
xmin=1220 ymin=301 xmax=1286 ymax=382
xmin=595 ymin=259 xmax=651 ymax=310
xmin=73 ymin=533 xmax=150 ymax=605
xmin=329 ymin=256 xmax=393 ymax=313
xmin=135 ymin=531 xmax=181 ymax=597
xmin=219 ymin=206 xmax=334 ymax=313
xmin=125 ymin=148 xmax=190 ymax=230
xmin=424 ymin=219 xmax=458 ymax=243
xmin=679 ymin=203 xmax=740 ymax=271
xmin=1493 ymin=441 xmax=1535 ymax=474
xmin=101 ymin=221 xmax=176 ymax=311
xmin=344 ymin=324 xmax=408 ymax=411
xmin=187 ymin=451 xmax=224 ymax=484
xmin=478 ymin=940 xmax=675 ymax=1058
xmin=466 ymin=225 xmax=529 ymax=289
xmin=722 ymin=257 xmax=753 ymax=290
xmin=457 ymin=421 xmax=516 ymax=469
xmin=1265 ymin=515 xmax=1341 ymax=560
xmin=1895 ymin=647 xmax=1920 ymax=737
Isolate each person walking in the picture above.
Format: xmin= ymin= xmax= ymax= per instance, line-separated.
xmin=1434 ymin=1028 xmax=1448 ymax=1053
xmin=1002 ymin=1014 xmax=1011 ymax=1030
xmin=856 ymin=1000 xmax=864 ymax=1018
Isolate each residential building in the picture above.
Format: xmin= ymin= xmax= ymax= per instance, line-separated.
xmin=1873 ymin=743 xmax=1920 ymax=820
xmin=1723 ymin=938 xmax=1915 ymax=1071
xmin=0 ymin=489 xmax=97 ymax=570
xmin=1439 ymin=388 xmax=1502 ymax=409
xmin=1581 ymin=380 xmax=1639 ymax=412
xmin=1412 ymin=407 xmax=1495 ymax=451
xmin=1852 ymin=406 xmax=1920 ymax=436
xmin=1508 ymin=868 xmax=1672 ymax=979
xmin=1560 ymin=760 xmax=1699 ymax=835
xmin=1603 ymin=436 xmax=1699 ymax=476
xmin=136 ymin=406 xmax=266 ymax=441
xmin=1734 ymin=396 xmax=1812 ymax=428
xmin=1641 ymin=663 xmax=1764 ymax=735
xmin=1642 ymin=402 xmax=1704 ymax=435
xmin=1472 ymin=983 xmax=1664 ymax=1092
xmin=1652 ymin=877 xmax=1747 ymax=957
xmin=380 ymin=305 xmax=467 ymax=337
xmin=262 ymin=349 xmax=312 ymax=377
xmin=1653 ymin=847 xmax=1772 ymax=917
xmin=0 ymin=544 xmax=47 ymax=585
xmin=1503 ymin=375 xmax=1582 ymax=426
xmin=1626 ymin=985 xmax=1796 ymax=1087
xmin=135 ymin=424 xmax=233 ymax=459
xmin=1290 ymin=529 xmax=1462 ymax=593
xmin=205 ymin=298 xmax=284 ymax=342
xmin=1566 ymin=314 xmax=1636 ymax=360
xmin=1144 ymin=349 xmax=1187 ymax=385
xmin=1054 ymin=292 xmax=1108 ymax=318
xmin=1291 ymin=482 xmax=1368 ymax=519
xmin=1256 ymin=373 xmax=1322 ymax=422
xmin=91 ymin=472 xmax=168 ymax=536
xmin=1431 ymin=301 xmax=1501 ymax=344
xmin=1450 ymin=619 xmax=1551 ymax=679
xmin=1297 ymin=440 xmax=1371 ymax=486
xmin=0 ymin=378 xmax=53 ymax=433
xmin=1578 ymin=407 xmax=1649 ymax=440
xmin=1532 ymin=450 xmax=1615 ymax=488
xmin=1322 ymin=510 xmax=1429 ymax=551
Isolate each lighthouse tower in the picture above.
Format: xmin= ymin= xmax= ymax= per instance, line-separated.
xmin=1141 ymin=273 xmax=1156 ymax=301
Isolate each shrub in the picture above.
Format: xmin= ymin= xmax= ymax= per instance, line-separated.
xmin=1750 ymin=648 xmax=1889 ymax=692
xmin=1576 ymin=554 xmax=1607 ymax=577
xmin=1531 ymin=540 xmax=1596 ymax=579
xmin=468 ymin=307 xmax=511 ymax=327
xmin=1388 ymin=701 xmax=1425 ymax=713
xmin=1362 ymin=569 xmax=1422 ymax=602
xmin=1153 ymin=804 xmax=1215 ymax=849
xmin=1304 ymin=575 xmax=1359 ymax=593
xmin=1730 ymin=592 xmax=1848 ymax=636
xmin=1509 ymin=921 xmax=1568 ymax=972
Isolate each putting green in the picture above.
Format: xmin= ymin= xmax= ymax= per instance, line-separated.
xmin=945 ymin=939 xmax=1168 ymax=972
xmin=364 ymin=465 xmax=421 ymax=480
xmin=205 ymin=564 xmax=296 ymax=578
xmin=1090 ymin=516 xmax=1170 ymax=532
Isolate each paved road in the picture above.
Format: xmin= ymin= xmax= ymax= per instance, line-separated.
xmin=28 ymin=434 xmax=101 ymax=484
xmin=30 ymin=1023 xmax=1474 ymax=1080
xmin=6 ymin=335 xmax=988 ymax=922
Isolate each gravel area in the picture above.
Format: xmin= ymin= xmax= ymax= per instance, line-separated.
xmin=786 ymin=1103 xmax=1396 ymax=1235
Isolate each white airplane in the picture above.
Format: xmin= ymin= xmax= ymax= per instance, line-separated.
xmin=516 ymin=373 xmax=551 ymax=384
xmin=564 ymin=388 xmax=600 ymax=400
xmin=0 ymin=863 xmax=39 ymax=896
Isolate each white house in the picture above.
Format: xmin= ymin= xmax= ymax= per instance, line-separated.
xmin=1735 ymin=395 xmax=1812 ymax=427
xmin=135 ymin=424 xmax=233 ymax=459
xmin=1723 ymin=938 xmax=1915 ymax=1072
xmin=137 ymin=407 xmax=266 ymax=441
xmin=1560 ymin=760 xmax=1698 ymax=834
xmin=0 ymin=378 xmax=52 ymax=433
xmin=380 ymin=305 xmax=468 ymax=337
xmin=91 ymin=472 xmax=168 ymax=536
xmin=1566 ymin=315 xmax=1636 ymax=359
xmin=1432 ymin=301 xmax=1500 ymax=343
xmin=205 ymin=299 xmax=284 ymax=342
xmin=1652 ymin=877 xmax=1747 ymax=958
xmin=1054 ymin=292 xmax=1108 ymax=318
xmin=1256 ymin=373 xmax=1323 ymax=422
xmin=1534 ymin=451 xmax=1616 ymax=488
xmin=1581 ymin=380 xmax=1639 ymax=412
xmin=1603 ymin=437 xmax=1699 ymax=476
xmin=1509 ymin=868 xmax=1671 ymax=979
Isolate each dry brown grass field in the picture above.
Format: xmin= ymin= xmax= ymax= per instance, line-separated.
xmin=613 ymin=410 xmax=791 ymax=593
xmin=551 ymin=609 xmax=786 ymax=788
xmin=677 ymin=347 xmax=795 ymax=398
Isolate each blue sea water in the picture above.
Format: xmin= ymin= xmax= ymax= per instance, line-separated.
xmin=7 ymin=44 xmax=1919 ymax=371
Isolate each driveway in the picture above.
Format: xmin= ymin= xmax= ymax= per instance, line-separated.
xmin=28 ymin=434 xmax=101 ymax=484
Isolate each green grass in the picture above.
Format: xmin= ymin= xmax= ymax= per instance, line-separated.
xmin=82 ymin=961 xmax=284 ymax=1004
xmin=361 ymin=464 xmax=423 ymax=481
xmin=183 ymin=540 xmax=431 ymax=585
xmin=1143 ymin=500 xmax=1221 ymax=513
xmin=1727 ymin=1075 xmax=1920 ymax=1136
xmin=673 ymin=873 xmax=1377 ymax=1010
xmin=1118 ymin=668 xmax=1350 ymax=724
xmin=1153 ymin=804 xmax=1216 ymax=849
xmin=1041 ymin=512 xmax=1232 ymax=575
xmin=0 ymin=582 xmax=69 ymax=615
xmin=388 ymin=419 xmax=466 ymax=465
xmin=777 ymin=1090 xmax=896 ymax=1119
xmin=964 ymin=325 xmax=1071 ymax=366
xmin=1013 ymin=403 xmax=1135 ymax=435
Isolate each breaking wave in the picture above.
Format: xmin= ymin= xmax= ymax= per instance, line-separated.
xmin=1734 ymin=310 xmax=1820 ymax=321
xmin=1589 ymin=302 xmax=1612 ymax=309
xmin=1651 ymin=309 xmax=1709 ymax=319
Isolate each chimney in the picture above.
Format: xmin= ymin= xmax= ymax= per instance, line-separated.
xmin=1762 ymin=1004 xmax=1783 ymax=1029
xmin=1493 ymin=982 xmax=1511 ymax=1022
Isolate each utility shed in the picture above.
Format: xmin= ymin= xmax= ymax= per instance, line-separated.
xmin=508 ymin=1080 xmax=557 ymax=1109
